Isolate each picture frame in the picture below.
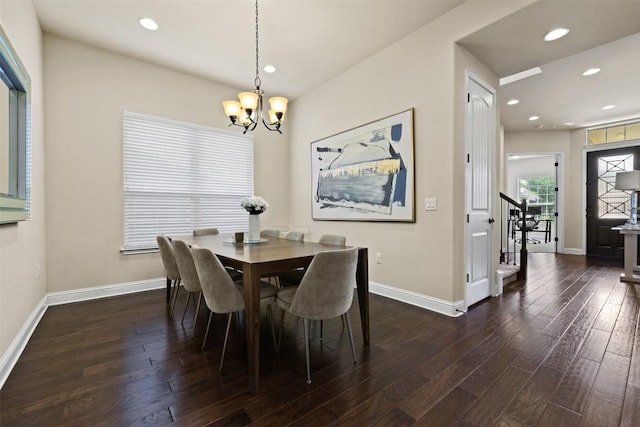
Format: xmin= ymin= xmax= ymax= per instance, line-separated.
xmin=310 ymin=108 xmax=415 ymax=222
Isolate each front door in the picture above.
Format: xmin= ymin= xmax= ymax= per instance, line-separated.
xmin=586 ymin=146 xmax=639 ymax=258
xmin=465 ymin=76 xmax=495 ymax=307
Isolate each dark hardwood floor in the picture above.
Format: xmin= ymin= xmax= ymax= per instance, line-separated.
xmin=1 ymin=253 xmax=638 ymax=426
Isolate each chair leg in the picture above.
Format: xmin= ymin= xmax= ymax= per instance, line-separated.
xmin=277 ymin=308 xmax=286 ymax=353
xmin=181 ymin=292 xmax=192 ymax=323
xmin=192 ymin=292 xmax=203 ymax=338
xmin=202 ymin=311 xmax=214 ymax=350
xmin=320 ymin=319 xmax=323 ymax=341
xmin=219 ymin=312 xmax=234 ymax=374
xmin=169 ymin=281 xmax=181 ymax=319
xmin=343 ymin=313 xmax=357 ymax=364
xmin=303 ymin=318 xmax=312 ymax=384
xmin=166 ymin=277 xmax=171 ymax=303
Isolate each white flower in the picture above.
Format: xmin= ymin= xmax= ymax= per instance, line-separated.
xmin=241 ymin=196 xmax=269 ymax=214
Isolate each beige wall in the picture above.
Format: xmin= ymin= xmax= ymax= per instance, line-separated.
xmin=43 ymin=34 xmax=290 ymax=292
xmin=287 ymin=1 xmax=530 ymax=303
xmin=0 ymin=1 xmax=46 ymax=355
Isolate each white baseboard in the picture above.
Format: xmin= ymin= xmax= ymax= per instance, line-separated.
xmin=563 ymin=248 xmax=584 ymax=255
xmin=47 ymin=278 xmax=166 ymax=306
xmin=0 ymin=295 xmax=47 ymax=389
xmin=369 ymin=281 xmax=465 ymax=317
xmin=0 ymin=278 xmax=166 ymax=390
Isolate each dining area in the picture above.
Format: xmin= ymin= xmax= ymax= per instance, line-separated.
xmin=157 ymin=229 xmax=370 ymax=395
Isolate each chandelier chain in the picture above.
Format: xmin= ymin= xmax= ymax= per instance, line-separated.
xmin=254 ymin=0 xmax=261 ymax=89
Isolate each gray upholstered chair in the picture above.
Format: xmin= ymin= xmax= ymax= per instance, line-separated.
xmin=284 ymin=231 xmax=304 ymax=241
xmin=276 ymin=247 xmax=359 ymax=384
xmin=172 ymin=239 xmax=205 ymax=338
xmin=279 ymin=234 xmax=346 ymax=287
xmin=193 ymin=228 xmax=219 ymax=236
xmin=260 ymin=229 xmax=280 ymax=238
xmin=192 ymin=247 xmax=277 ymax=373
xmin=157 ymin=235 xmax=181 ymax=308
xmin=318 ymin=234 xmax=346 ymax=246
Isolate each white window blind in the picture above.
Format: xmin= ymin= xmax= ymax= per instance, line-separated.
xmin=123 ymin=111 xmax=253 ymax=251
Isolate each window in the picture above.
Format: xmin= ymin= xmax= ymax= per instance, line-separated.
xmin=123 ymin=111 xmax=253 ymax=252
xmin=0 ymin=24 xmax=30 ymax=224
xmin=588 ymin=120 xmax=640 ymax=145
xmin=596 ymin=153 xmax=632 ymax=219
xmin=517 ymin=176 xmax=555 ymax=217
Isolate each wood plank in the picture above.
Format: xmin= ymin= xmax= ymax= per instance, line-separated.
xmin=536 ymin=402 xmax=581 ymax=427
xmin=589 ymin=351 xmax=630 ymax=408
xmin=504 ymin=365 xmax=564 ymax=425
xmin=621 ymin=384 xmax=640 ymax=427
xmin=458 ymin=365 xmax=531 ymax=427
xmin=550 ymin=357 xmax=600 ymax=413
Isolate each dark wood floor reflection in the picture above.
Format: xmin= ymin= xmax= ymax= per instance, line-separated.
xmin=1 ymin=253 xmax=638 ymax=426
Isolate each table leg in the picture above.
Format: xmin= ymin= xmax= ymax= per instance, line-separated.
xmin=621 ymin=233 xmax=640 ymax=283
xmin=243 ymin=263 xmax=261 ymax=394
xmin=356 ymin=248 xmax=369 ymax=344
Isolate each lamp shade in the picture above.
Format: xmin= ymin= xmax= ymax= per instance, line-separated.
xmin=615 ymin=170 xmax=640 ymax=190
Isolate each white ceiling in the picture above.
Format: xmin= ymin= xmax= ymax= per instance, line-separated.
xmin=459 ymin=1 xmax=640 ymax=132
xmin=31 ymin=0 xmax=640 ymax=132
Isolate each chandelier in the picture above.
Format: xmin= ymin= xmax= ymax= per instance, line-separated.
xmin=222 ymin=0 xmax=288 ymax=134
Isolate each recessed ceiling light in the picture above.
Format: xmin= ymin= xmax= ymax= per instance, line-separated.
xmin=263 ymin=65 xmax=276 ymax=73
xmin=582 ymin=68 xmax=601 ymax=76
xmin=139 ymin=17 xmax=158 ymax=31
xmin=529 ymin=115 xmax=540 ymax=121
xmin=602 ymin=105 xmax=616 ymax=110
xmin=544 ymin=28 xmax=569 ymax=41
xmin=507 ymin=99 xmax=520 ymax=106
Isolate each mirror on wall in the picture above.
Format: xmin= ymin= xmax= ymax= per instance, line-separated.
xmin=0 ymin=23 xmax=30 ymax=224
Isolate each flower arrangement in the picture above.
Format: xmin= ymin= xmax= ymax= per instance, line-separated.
xmin=241 ymin=196 xmax=269 ymax=215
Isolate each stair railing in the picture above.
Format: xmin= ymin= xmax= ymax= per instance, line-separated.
xmin=499 ymin=192 xmax=527 ymax=280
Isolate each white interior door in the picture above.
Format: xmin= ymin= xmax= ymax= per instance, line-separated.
xmin=465 ymin=75 xmax=496 ymax=307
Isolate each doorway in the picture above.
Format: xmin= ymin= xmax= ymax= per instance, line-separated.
xmin=585 ymin=146 xmax=638 ymax=258
xmin=505 ymin=154 xmax=560 ymax=253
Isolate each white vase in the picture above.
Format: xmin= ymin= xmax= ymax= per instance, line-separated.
xmin=248 ymin=214 xmax=261 ymax=241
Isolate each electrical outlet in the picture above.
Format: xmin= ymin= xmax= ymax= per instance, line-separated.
xmin=375 ymin=252 xmax=382 ymax=264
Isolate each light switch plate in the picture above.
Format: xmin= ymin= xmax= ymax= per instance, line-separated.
xmin=424 ymin=197 xmax=437 ymax=211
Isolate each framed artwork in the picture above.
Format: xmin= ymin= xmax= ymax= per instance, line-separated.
xmin=311 ymin=108 xmax=415 ymax=222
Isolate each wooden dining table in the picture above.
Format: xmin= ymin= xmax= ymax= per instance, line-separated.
xmin=171 ymin=233 xmax=369 ymax=395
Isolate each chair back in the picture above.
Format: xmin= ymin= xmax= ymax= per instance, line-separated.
xmin=290 ymin=248 xmax=358 ymax=320
xmin=261 ymin=229 xmax=280 ymax=238
xmin=318 ymin=234 xmax=346 ymax=246
xmin=157 ymin=235 xmax=180 ymax=281
xmin=172 ymin=240 xmax=202 ymax=292
xmin=284 ymin=231 xmax=304 ymax=241
xmin=192 ymin=247 xmax=245 ymax=314
xmin=193 ymin=228 xmax=219 ymax=236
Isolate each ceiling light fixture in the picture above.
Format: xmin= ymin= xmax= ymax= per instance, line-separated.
xmin=507 ymin=99 xmax=520 ymax=106
xmin=582 ymin=67 xmax=601 ymax=76
xmin=139 ymin=17 xmax=159 ymax=31
xmin=602 ymin=105 xmax=616 ymax=110
xmin=529 ymin=116 xmax=540 ymax=121
xmin=263 ymin=65 xmax=276 ymax=73
xmin=499 ymin=67 xmax=542 ymax=86
xmin=222 ymin=0 xmax=287 ymax=134
xmin=543 ymin=28 xmax=569 ymax=41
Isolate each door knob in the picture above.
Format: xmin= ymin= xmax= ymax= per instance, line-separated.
xmin=488 ymin=217 xmax=495 ymax=224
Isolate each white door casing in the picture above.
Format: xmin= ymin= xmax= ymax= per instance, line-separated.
xmin=465 ymin=75 xmax=496 ymax=308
